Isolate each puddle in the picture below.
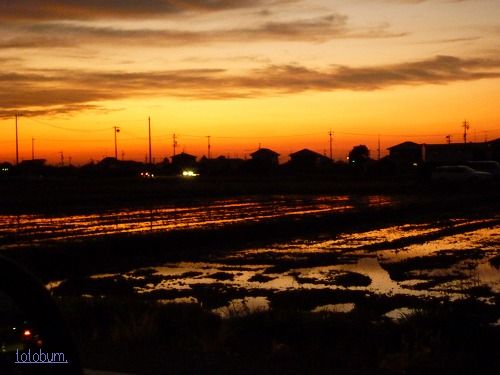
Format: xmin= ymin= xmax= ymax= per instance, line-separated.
xmin=384 ymin=307 xmax=416 ymax=321
xmin=52 ymin=218 xmax=500 ymax=309
xmin=311 ymin=303 xmax=355 ymax=314
xmin=212 ymin=296 xmax=270 ymax=318
xmin=158 ymin=297 xmax=198 ymax=305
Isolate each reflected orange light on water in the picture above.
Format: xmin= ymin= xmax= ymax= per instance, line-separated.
xmin=0 ymin=195 xmax=395 ymax=247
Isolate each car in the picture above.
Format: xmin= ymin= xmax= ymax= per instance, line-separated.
xmin=466 ymin=160 xmax=500 ymax=178
xmin=431 ymin=165 xmax=493 ymax=183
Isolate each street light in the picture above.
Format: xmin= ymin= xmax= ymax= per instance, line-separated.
xmin=15 ymin=113 xmax=23 ymax=165
xmin=113 ymin=126 xmax=120 ymax=159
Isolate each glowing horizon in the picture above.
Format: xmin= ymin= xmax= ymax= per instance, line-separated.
xmin=1 ymin=0 xmax=500 ymax=164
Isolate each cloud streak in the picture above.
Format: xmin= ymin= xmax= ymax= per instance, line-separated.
xmin=1 ymin=55 xmax=499 ymax=117
xmin=0 ymin=14 xmax=405 ymax=50
xmin=0 ymin=0 xmax=296 ymax=21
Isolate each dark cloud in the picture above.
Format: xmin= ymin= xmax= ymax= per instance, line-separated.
xmin=417 ymin=36 xmax=481 ymax=44
xmin=0 ymin=0 xmax=296 ymax=21
xmin=377 ymin=0 xmax=468 ymax=3
xmin=1 ymin=55 xmax=499 ymax=117
xmin=0 ymin=104 xmax=104 ymax=119
xmin=0 ymin=14 xmax=405 ymax=50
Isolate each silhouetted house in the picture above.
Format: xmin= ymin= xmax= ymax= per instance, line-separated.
xmin=244 ymin=147 xmax=280 ymax=174
xmin=424 ymin=142 xmax=490 ymax=164
xmin=287 ymin=149 xmax=332 ymax=171
xmin=387 ymin=142 xmax=423 ymax=165
xmin=250 ymin=148 xmax=279 ymax=166
xmin=171 ymin=152 xmax=197 ymax=170
xmin=97 ymin=157 xmax=121 ymax=167
xmin=17 ymin=159 xmax=48 ymax=175
xmin=18 ymin=159 xmax=47 ymax=168
xmin=387 ymin=139 xmax=500 ymax=165
xmin=199 ymin=156 xmax=245 ymax=175
xmin=94 ymin=157 xmax=143 ymax=176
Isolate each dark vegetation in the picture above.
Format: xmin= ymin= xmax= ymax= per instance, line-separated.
xmin=55 ymin=296 xmax=500 ymax=375
xmin=382 ymin=250 xmax=486 ymax=282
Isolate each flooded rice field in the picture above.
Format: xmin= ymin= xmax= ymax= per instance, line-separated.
xmin=0 ymin=194 xmax=393 ymax=247
xmin=50 ymin=216 xmax=500 ymax=318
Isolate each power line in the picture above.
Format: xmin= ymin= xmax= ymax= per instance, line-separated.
xmin=17 ymin=116 xmax=500 ymax=139
xmin=25 ymin=117 xmax=110 ymax=133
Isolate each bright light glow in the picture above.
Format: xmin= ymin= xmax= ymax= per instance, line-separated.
xmin=23 ymin=330 xmax=32 ymax=337
xmin=182 ymin=170 xmax=199 ymax=177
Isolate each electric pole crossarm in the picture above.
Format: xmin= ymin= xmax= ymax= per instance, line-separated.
xmin=463 ymin=120 xmax=470 ymax=144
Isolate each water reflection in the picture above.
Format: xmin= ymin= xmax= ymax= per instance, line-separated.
xmin=384 ymin=307 xmax=416 ymax=321
xmin=49 ymin=217 xmax=499 ymax=311
xmin=0 ymin=195 xmax=395 ymax=246
xmin=311 ymin=303 xmax=355 ymax=314
xmin=212 ymin=297 xmax=270 ymax=318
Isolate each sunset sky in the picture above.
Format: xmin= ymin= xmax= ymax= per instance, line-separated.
xmin=1 ymin=0 xmax=500 ymax=164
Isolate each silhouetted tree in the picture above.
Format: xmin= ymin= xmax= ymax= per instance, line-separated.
xmin=348 ymin=145 xmax=370 ymax=165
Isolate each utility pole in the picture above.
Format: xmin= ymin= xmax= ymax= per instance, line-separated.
xmin=463 ymin=120 xmax=470 ymax=144
xmin=113 ymin=126 xmax=120 ymax=159
xmin=446 ymin=135 xmax=451 ymax=144
xmin=31 ymin=137 xmax=35 ymax=160
xmin=207 ymin=135 xmax=211 ymax=159
xmin=328 ymin=130 xmax=333 ymax=160
xmin=148 ymin=117 xmax=152 ymax=164
xmin=15 ymin=113 xmax=22 ymax=165
xmin=377 ymin=135 xmax=381 ymax=160
xmin=172 ymin=134 xmax=178 ymax=157
xmin=59 ymin=151 xmax=64 ymax=167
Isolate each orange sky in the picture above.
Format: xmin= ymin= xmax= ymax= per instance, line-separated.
xmin=1 ymin=0 xmax=500 ymax=164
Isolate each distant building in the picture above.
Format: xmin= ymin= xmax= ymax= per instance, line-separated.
xmin=388 ymin=139 xmax=500 ymax=165
xmin=288 ymin=148 xmax=332 ymax=171
xmin=250 ymin=148 xmax=280 ymax=166
xmin=387 ymin=142 xmax=423 ymax=165
xmin=16 ymin=159 xmax=48 ymax=175
xmin=95 ymin=157 xmax=143 ymax=176
xmin=18 ymin=159 xmax=47 ymax=168
xmin=199 ymin=155 xmax=245 ymax=175
xmin=171 ymin=152 xmax=197 ymax=170
xmin=97 ymin=157 xmax=120 ymax=167
xmin=424 ymin=143 xmax=490 ymax=164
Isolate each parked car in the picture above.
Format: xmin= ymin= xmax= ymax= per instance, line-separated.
xmin=431 ymin=165 xmax=493 ymax=183
xmin=466 ymin=160 xmax=500 ymax=178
